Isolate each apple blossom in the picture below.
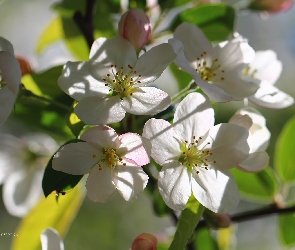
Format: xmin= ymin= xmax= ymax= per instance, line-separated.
xmin=242 ymin=50 xmax=294 ymax=109
xmin=168 ymin=22 xmax=259 ymax=102
xmin=143 ymin=92 xmax=250 ymax=213
xmin=0 ymin=37 xmax=21 ymax=123
xmin=119 ymin=8 xmax=152 ymax=51
xmin=229 ymin=107 xmax=270 ymax=172
xmin=58 ymin=35 xmax=175 ymax=125
xmin=0 ymin=133 xmax=58 ymax=217
xmin=53 ymin=125 xmax=151 ymax=202
xmin=40 ymin=228 xmax=64 ymax=250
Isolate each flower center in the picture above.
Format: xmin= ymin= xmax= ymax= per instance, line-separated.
xmin=103 ymin=64 xmax=142 ymax=99
xmin=93 ymin=147 xmax=125 ymax=170
xmin=195 ymin=52 xmax=225 ymax=82
xmin=178 ymin=136 xmax=216 ymax=174
xmin=242 ymin=66 xmax=258 ymax=79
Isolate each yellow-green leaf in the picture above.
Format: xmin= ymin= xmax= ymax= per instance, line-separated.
xmin=36 ymin=17 xmax=64 ymax=54
xmin=12 ymin=185 xmax=85 ymax=250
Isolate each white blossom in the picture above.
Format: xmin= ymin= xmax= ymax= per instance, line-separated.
xmin=143 ymin=92 xmax=250 ymax=212
xmin=58 ymin=35 xmax=176 ymax=125
xmin=53 ymin=125 xmax=151 ymax=202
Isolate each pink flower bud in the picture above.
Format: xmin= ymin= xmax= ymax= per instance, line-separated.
xmin=131 ymin=233 xmax=157 ymax=250
xmin=248 ymin=0 xmax=293 ymax=13
xmin=118 ymin=9 xmax=151 ymax=51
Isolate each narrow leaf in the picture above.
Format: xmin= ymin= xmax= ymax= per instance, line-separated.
xmin=278 ymin=213 xmax=295 ymax=247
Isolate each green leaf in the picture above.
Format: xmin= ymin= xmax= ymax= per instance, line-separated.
xmin=195 ymin=228 xmax=218 ymax=250
xmin=66 ymin=103 xmax=85 ymax=137
xmin=178 ymin=4 xmax=235 ymax=42
xmin=169 ymin=196 xmax=205 ymax=250
xmin=169 ymin=62 xmax=192 ymax=90
xmin=153 ymin=187 xmax=171 ymax=216
xmin=275 ymin=115 xmax=295 ymax=183
xmin=278 ymin=213 xmax=295 ymax=247
xmin=12 ymin=186 xmax=85 ymax=250
xmin=231 ymin=167 xmax=277 ymax=203
xmin=42 ymin=139 xmax=84 ymax=197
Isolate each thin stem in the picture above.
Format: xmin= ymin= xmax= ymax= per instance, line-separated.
xmin=171 ymin=81 xmax=199 ymax=104
xmin=73 ymin=0 xmax=96 ymax=50
xmin=196 ymin=203 xmax=295 ymax=230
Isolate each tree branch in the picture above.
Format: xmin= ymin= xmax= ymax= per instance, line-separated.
xmin=73 ymin=0 xmax=96 ymax=49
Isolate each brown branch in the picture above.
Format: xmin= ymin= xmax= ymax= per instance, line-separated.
xmin=196 ymin=204 xmax=295 ymax=230
xmin=73 ymin=0 xmax=96 ymax=49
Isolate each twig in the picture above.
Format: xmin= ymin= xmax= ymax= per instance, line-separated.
xmin=73 ymin=0 xmax=96 ymax=49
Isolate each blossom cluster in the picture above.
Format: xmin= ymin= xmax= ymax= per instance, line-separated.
xmin=48 ymin=10 xmax=290 ymax=214
xmin=0 ymin=6 xmax=293 ymax=238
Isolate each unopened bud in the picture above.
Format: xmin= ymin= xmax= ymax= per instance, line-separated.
xmin=248 ymin=0 xmax=293 ymax=13
xmin=131 ymin=233 xmax=157 ymax=250
xmin=118 ymin=9 xmax=151 ymax=51
xmin=16 ymin=56 xmax=33 ymax=76
xmin=203 ymin=211 xmax=231 ymax=229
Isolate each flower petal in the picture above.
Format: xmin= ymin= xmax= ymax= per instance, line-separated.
xmin=3 ymin=169 xmax=43 ymax=217
xmin=249 ymin=81 xmax=294 ymax=109
xmin=168 ymin=38 xmax=234 ymax=102
xmin=174 ymin=22 xmax=213 ymax=64
xmin=173 ymin=92 xmax=214 ymax=141
xmin=114 ymin=162 xmax=149 ymax=201
xmin=86 ymin=165 xmax=116 ymax=202
xmin=118 ymin=133 xmax=151 ymax=166
xmin=52 ymin=142 xmax=100 ymax=175
xmin=207 ymin=123 xmax=250 ymax=171
xmin=134 ymin=43 xmax=176 ymax=84
xmin=89 ymin=36 xmax=137 ymax=68
xmin=158 ymin=161 xmax=192 ymax=211
xmin=192 ymin=169 xmax=239 ymax=213
xmin=0 ymin=86 xmax=17 ymax=124
xmin=238 ymin=151 xmax=269 ymax=172
xmin=121 ymin=87 xmax=170 ymax=115
xmin=40 ymin=228 xmax=64 ymax=250
xmin=75 ymin=95 xmax=126 ymax=125
xmin=0 ymin=37 xmax=14 ymax=54
xmin=0 ymin=51 xmax=21 ymax=94
xmin=143 ymin=118 xmax=181 ymax=165
xmin=81 ymin=125 xmax=120 ymax=149
xmin=58 ymin=61 xmax=109 ymax=101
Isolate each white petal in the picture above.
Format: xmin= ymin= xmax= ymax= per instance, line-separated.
xmin=158 ymin=161 xmax=192 ymax=211
xmin=0 ymin=134 xmax=24 ymax=183
xmin=249 ymin=50 xmax=282 ymax=85
xmin=114 ymin=162 xmax=149 ymax=201
xmin=207 ymin=124 xmax=250 ymax=171
xmin=3 ymin=169 xmax=43 ymax=217
xmin=192 ymin=169 xmax=239 ymax=213
xmin=0 ymin=86 xmax=17 ymax=124
xmin=0 ymin=51 xmax=21 ymax=94
xmin=143 ymin=118 xmax=181 ymax=165
xmin=86 ymin=165 xmax=116 ymax=202
xmin=121 ymin=87 xmax=170 ymax=115
xmin=134 ymin=43 xmax=176 ymax=84
xmin=52 ymin=142 xmax=100 ymax=175
xmin=40 ymin=228 xmax=64 ymax=250
xmin=238 ymin=151 xmax=269 ymax=172
xmin=118 ymin=133 xmax=151 ymax=166
xmin=173 ymin=93 xmax=214 ymax=141
xmin=0 ymin=37 xmax=14 ymax=54
xmin=58 ymin=61 xmax=109 ymax=101
xmin=81 ymin=125 xmax=120 ymax=149
xmin=75 ymin=95 xmax=126 ymax=124
xmin=168 ymin=38 xmax=234 ymax=102
xmin=249 ymin=81 xmax=294 ymax=109
xmin=174 ymin=22 xmax=213 ymax=64
xmin=90 ymin=36 xmax=137 ymax=68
